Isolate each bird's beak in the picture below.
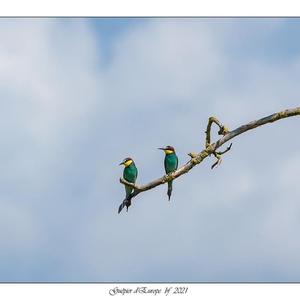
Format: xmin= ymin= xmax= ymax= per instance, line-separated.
xmin=119 ymin=161 xmax=124 ymax=166
xmin=158 ymin=147 xmax=165 ymax=151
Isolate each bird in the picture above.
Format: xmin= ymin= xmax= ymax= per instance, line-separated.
xmin=118 ymin=157 xmax=138 ymax=213
xmin=158 ymin=146 xmax=178 ymax=200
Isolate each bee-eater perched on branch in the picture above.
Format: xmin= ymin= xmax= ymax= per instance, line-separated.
xmin=158 ymin=146 xmax=178 ymax=200
xmin=118 ymin=157 xmax=138 ymax=213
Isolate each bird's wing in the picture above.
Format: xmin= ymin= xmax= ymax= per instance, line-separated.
xmin=164 ymin=156 xmax=167 ymax=173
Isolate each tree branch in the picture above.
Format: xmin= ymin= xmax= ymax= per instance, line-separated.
xmin=119 ymin=107 xmax=300 ymax=209
xmin=211 ymin=143 xmax=233 ymax=170
xmin=205 ymin=116 xmax=229 ymax=147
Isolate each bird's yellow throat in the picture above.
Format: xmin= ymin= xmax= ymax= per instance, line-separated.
xmin=124 ymin=159 xmax=133 ymax=167
xmin=164 ymin=149 xmax=174 ymax=154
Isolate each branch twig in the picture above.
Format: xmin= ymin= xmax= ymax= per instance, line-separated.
xmin=211 ymin=143 xmax=233 ymax=169
xmin=205 ymin=116 xmax=229 ymax=148
xmin=119 ymin=107 xmax=300 ymax=209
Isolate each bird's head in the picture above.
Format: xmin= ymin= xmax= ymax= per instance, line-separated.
xmin=119 ymin=157 xmax=134 ymax=167
xmin=158 ymin=145 xmax=175 ymax=154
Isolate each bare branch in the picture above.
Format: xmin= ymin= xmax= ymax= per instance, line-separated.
xmin=119 ymin=107 xmax=300 ymax=209
xmin=205 ymin=116 xmax=229 ymax=147
xmin=119 ymin=177 xmax=140 ymax=190
xmin=211 ymin=143 xmax=233 ymax=169
xmin=216 ymin=143 xmax=232 ymax=156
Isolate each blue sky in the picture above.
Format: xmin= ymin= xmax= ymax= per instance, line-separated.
xmin=0 ymin=18 xmax=300 ymax=282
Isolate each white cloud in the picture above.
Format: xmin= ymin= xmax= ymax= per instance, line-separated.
xmin=0 ymin=19 xmax=104 ymax=189
xmin=0 ymin=19 xmax=105 ymax=279
xmin=87 ymin=18 xmax=300 ymax=281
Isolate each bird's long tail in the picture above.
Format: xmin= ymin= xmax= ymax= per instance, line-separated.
xmin=167 ymin=180 xmax=173 ymax=201
xmin=118 ymin=196 xmax=132 ymax=214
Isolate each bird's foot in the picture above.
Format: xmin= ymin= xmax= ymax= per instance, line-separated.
xmin=163 ymin=174 xmax=172 ymax=183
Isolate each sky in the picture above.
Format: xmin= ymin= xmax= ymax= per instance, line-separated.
xmin=0 ymin=17 xmax=300 ymax=282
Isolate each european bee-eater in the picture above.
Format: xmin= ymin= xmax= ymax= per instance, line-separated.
xmin=158 ymin=146 xmax=178 ymax=200
xmin=118 ymin=157 xmax=138 ymax=213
